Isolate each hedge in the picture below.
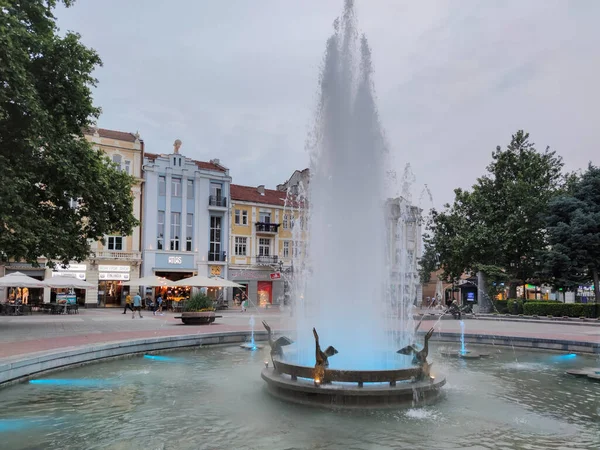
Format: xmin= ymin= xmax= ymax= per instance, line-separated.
xmin=494 ymin=299 xmax=562 ymax=315
xmin=523 ymin=302 xmax=600 ymax=318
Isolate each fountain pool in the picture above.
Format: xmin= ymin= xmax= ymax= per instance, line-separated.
xmin=0 ymin=345 xmax=598 ymax=450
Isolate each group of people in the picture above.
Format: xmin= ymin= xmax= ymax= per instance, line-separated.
xmin=122 ymin=292 xmax=164 ymax=318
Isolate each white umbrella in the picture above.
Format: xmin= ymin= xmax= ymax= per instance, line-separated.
xmin=0 ymin=271 xmax=46 ymax=288
xmin=173 ymin=275 xmax=244 ymax=288
xmin=43 ymin=277 xmax=94 ymax=289
xmin=123 ymin=275 xmax=175 ymax=287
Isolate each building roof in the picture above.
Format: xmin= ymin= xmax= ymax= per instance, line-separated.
xmin=85 ymin=127 xmax=139 ymax=143
xmin=144 ymin=152 xmax=226 ymax=173
xmin=230 ymin=184 xmax=288 ymax=206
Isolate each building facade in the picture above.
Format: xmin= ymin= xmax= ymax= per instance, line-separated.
xmin=81 ymin=128 xmax=144 ymax=306
xmin=386 ymin=197 xmax=423 ymax=306
xmin=141 ymin=140 xmax=231 ymax=300
xmin=228 ymin=184 xmax=305 ymax=307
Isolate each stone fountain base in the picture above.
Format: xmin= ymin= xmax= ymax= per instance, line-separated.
xmin=240 ymin=343 xmax=264 ymax=350
xmin=261 ymin=368 xmax=445 ymax=407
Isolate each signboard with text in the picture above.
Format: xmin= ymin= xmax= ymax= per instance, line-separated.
xmin=270 ymin=272 xmax=281 ymax=280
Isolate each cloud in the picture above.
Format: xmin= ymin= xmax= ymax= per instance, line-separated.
xmin=56 ymin=0 xmax=600 ymax=209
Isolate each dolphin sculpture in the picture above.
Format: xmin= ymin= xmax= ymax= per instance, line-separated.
xmin=312 ymin=328 xmax=338 ymax=385
xmin=262 ymin=320 xmax=293 ymax=365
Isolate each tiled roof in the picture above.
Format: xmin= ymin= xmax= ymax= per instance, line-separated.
xmin=144 ymin=152 xmax=226 ymax=173
xmin=230 ymin=184 xmax=288 ymax=206
xmin=85 ymin=127 xmax=138 ymax=142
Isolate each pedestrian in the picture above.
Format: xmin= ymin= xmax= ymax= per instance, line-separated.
xmin=241 ymin=293 xmax=248 ymax=312
xmin=154 ymin=294 xmax=164 ymax=316
xmin=132 ymin=292 xmax=143 ymax=319
xmin=123 ymin=292 xmax=133 ymax=314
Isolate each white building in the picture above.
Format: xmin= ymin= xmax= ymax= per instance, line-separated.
xmin=141 ymin=140 xmax=231 ymax=298
xmin=386 ymin=197 xmax=423 ymax=306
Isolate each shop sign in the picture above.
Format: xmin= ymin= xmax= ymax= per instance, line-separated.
xmin=6 ymin=262 xmax=46 ymax=270
xmin=98 ymin=265 xmax=130 ymax=273
xmin=270 ymin=272 xmax=281 ymax=280
xmin=168 ymin=256 xmax=182 ymax=265
xmin=155 ymin=253 xmax=195 ymax=270
xmin=55 ymin=263 xmax=87 ymax=272
xmin=52 ymin=272 xmax=86 ymax=280
xmin=99 ymin=272 xmax=130 ymax=281
xmin=210 ymin=265 xmax=222 ymax=276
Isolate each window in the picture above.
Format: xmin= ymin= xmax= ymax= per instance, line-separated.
xmin=172 ymin=178 xmax=182 ymax=197
xmin=209 ymin=216 xmax=222 ymax=260
xmin=158 ymin=176 xmax=166 ymax=195
xmin=157 ymin=210 xmax=165 ymax=250
xmin=186 ymin=213 xmax=193 ymax=251
xmin=259 ymin=211 xmax=271 ymax=223
xmin=259 ymin=238 xmax=270 ymax=256
xmin=283 ymin=241 xmax=290 ymax=258
xmin=112 ymin=154 xmax=122 ymax=166
xmin=234 ymin=209 xmax=248 ymax=225
xmin=170 ymin=212 xmax=180 ymax=251
xmin=235 ymin=237 xmax=247 ymax=256
xmin=241 ymin=210 xmax=248 ymax=225
xmin=124 ymin=160 xmax=131 ymax=175
xmin=187 ymin=180 xmax=194 ymax=198
xmin=293 ymin=241 xmax=302 ymax=257
xmin=283 ymin=214 xmax=289 ymax=229
xmin=210 ymin=183 xmax=222 ymax=200
xmin=107 ymin=236 xmax=123 ymax=251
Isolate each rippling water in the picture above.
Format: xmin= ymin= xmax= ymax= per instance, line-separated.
xmin=0 ymin=345 xmax=598 ymax=449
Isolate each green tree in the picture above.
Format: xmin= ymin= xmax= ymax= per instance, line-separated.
xmin=422 ymin=131 xmax=565 ymax=299
xmin=544 ymin=164 xmax=600 ymax=304
xmin=0 ymin=0 xmax=138 ymax=265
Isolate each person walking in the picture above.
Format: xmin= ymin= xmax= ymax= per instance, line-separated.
xmin=154 ymin=294 xmax=164 ymax=316
xmin=123 ymin=293 xmax=133 ymax=314
xmin=132 ymin=292 xmax=143 ymax=319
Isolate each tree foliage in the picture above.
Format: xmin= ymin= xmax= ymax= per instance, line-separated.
xmin=544 ymin=164 xmax=600 ymax=301
xmin=421 ymin=131 xmax=565 ymax=293
xmin=0 ymin=0 xmax=138 ymax=265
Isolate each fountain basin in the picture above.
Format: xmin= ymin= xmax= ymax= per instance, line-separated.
xmin=566 ymin=367 xmax=600 ymax=381
xmin=262 ymin=359 xmax=446 ymax=407
xmin=240 ymin=343 xmax=264 ymax=350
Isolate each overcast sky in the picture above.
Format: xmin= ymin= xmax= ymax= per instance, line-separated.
xmin=56 ymin=0 xmax=600 ymax=210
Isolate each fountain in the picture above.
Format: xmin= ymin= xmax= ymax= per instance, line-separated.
xmin=240 ymin=315 xmax=264 ymax=350
xmin=260 ymin=0 xmax=445 ymax=406
xmin=440 ymin=320 xmax=489 ymax=360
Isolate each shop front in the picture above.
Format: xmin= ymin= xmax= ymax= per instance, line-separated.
xmin=97 ymin=265 xmax=131 ymax=307
xmin=52 ymin=264 xmax=87 ymax=305
xmin=2 ymin=262 xmax=46 ymax=304
xmin=229 ymin=269 xmax=284 ymax=307
xmin=153 ymin=254 xmax=196 ymax=308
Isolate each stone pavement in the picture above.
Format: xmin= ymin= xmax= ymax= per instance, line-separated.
xmin=0 ymin=308 xmax=598 ymax=361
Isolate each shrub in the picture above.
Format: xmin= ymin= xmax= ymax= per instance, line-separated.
xmin=507 ymin=299 xmax=525 ymax=315
xmin=523 ymin=302 xmax=599 ymax=318
xmin=493 ymin=300 xmax=509 ymax=314
xmin=184 ymin=293 xmax=214 ymax=312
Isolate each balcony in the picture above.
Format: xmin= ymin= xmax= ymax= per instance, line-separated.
xmin=256 ymin=255 xmax=279 ymax=265
xmin=208 ymin=195 xmax=227 ymax=208
xmin=93 ymin=251 xmax=142 ymax=261
xmin=208 ymin=251 xmax=227 ymax=262
xmin=255 ymin=222 xmax=280 ymax=234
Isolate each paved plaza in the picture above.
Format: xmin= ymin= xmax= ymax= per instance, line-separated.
xmin=0 ymin=308 xmax=598 ymax=363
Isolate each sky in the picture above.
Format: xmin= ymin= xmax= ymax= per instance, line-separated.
xmin=55 ymin=0 xmax=600 ymax=211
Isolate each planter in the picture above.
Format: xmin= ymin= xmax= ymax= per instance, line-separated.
xmin=180 ymin=311 xmax=216 ymax=325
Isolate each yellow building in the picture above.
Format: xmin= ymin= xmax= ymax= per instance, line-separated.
xmin=52 ymin=127 xmax=144 ymax=307
xmin=228 ymin=183 xmax=305 ymax=307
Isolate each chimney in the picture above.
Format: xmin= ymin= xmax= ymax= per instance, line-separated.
xmin=210 ymin=158 xmax=220 ymax=166
xmin=257 ymin=185 xmax=265 ymax=195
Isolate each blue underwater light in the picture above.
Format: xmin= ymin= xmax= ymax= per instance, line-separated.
xmin=143 ymin=354 xmax=180 ymax=362
xmin=552 ymin=353 xmax=577 ymax=361
xmin=29 ymin=379 xmax=116 ymax=387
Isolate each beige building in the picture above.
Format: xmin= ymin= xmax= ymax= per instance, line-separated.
xmin=228 ymin=182 xmax=306 ymax=307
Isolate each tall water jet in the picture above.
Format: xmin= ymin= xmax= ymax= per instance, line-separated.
xmin=290 ymin=0 xmax=407 ymax=369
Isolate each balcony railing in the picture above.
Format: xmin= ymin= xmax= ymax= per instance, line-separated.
xmin=208 ymin=251 xmax=227 ymax=262
xmin=255 ymin=222 xmax=280 ymax=233
xmin=94 ymin=251 xmax=142 ymax=261
xmin=256 ymin=255 xmax=279 ymax=265
xmin=208 ymin=195 xmax=227 ymax=207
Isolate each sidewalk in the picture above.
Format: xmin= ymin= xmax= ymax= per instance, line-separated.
xmin=0 ymin=308 xmax=598 ymax=362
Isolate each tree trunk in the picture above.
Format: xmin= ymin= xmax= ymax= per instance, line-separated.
xmin=522 ymin=281 xmax=527 ymax=300
xmin=477 ymin=271 xmax=492 ymax=313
